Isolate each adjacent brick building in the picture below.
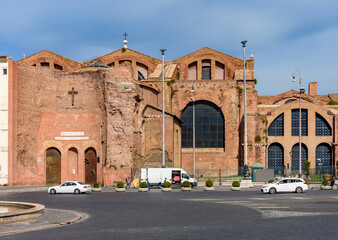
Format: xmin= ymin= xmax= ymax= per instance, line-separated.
xmin=5 ymin=46 xmax=338 ymax=186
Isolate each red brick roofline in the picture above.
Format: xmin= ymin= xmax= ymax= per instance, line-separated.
xmin=173 ymin=47 xmax=243 ymax=65
xmin=17 ymin=49 xmax=79 ymax=64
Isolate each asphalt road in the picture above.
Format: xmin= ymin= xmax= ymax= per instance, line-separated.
xmin=0 ymin=188 xmax=338 ymax=240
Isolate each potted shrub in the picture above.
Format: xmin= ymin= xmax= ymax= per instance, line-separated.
xmin=116 ymin=181 xmax=126 ymax=192
xmin=92 ymin=182 xmax=101 ymax=192
xmin=181 ymin=180 xmax=192 ymax=191
xmin=204 ymin=179 xmax=214 ymax=191
xmin=231 ymin=181 xmax=241 ymax=191
xmin=321 ymin=179 xmax=331 ymax=190
xmin=139 ymin=181 xmax=149 ymax=192
xmin=162 ymin=181 xmax=172 ymax=192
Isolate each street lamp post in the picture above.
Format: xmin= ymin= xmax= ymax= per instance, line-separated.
xmin=241 ymin=40 xmax=249 ymax=179
xmin=292 ymin=69 xmax=304 ymax=177
xmin=191 ymin=84 xmax=195 ymax=178
xmin=160 ymin=49 xmax=166 ymax=168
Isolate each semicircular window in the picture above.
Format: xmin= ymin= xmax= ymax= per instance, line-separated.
xmin=181 ymin=100 xmax=224 ymax=148
xmin=316 ymin=113 xmax=332 ymax=136
xmin=268 ymin=113 xmax=284 ymax=136
xmin=285 ymin=99 xmax=297 ymax=104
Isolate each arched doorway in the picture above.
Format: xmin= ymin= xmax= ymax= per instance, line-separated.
xmin=268 ymin=143 xmax=284 ymax=175
xmin=85 ymin=147 xmax=97 ymax=184
xmin=68 ymin=147 xmax=78 ymax=175
xmin=45 ymin=147 xmax=61 ymax=185
xmin=291 ymin=143 xmax=308 ymax=174
xmin=316 ymin=143 xmax=332 ymax=174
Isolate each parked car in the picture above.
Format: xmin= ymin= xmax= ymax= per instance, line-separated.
xmin=48 ymin=181 xmax=92 ymax=194
xmin=261 ymin=178 xmax=308 ymax=194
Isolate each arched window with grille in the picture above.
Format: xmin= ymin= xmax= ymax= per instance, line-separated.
xmin=316 ymin=143 xmax=332 ymax=174
xmin=291 ymin=143 xmax=308 ymax=172
xmin=268 ymin=143 xmax=284 ymax=174
xmin=316 ymin=113 xmax=332 ymax=136
xmin=268 ymin=113 xmax=284 ymax=136
xmin=291 ymin=109 xmax=308 ymax=136
xmin=181 ymin=100 xmax=224 ymax=148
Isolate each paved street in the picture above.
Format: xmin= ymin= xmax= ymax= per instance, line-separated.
xmin=0 ymin=187 xmax=337 ymax=240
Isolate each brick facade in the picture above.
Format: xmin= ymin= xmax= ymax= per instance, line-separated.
xmin=6 ymin=47 xmax=338 ymax=186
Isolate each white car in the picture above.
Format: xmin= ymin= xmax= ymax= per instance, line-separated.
xmin=48 ymin=181 xmax=92 ymax=194
xmin=261 ymin=178 xmax=308 ymax=194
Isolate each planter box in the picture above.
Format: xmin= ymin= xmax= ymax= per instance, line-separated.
xmin=92 ymin=188 xmax=102 ymax=192
xmin=162 ymin=188 xmax=171 ymax=192
xmin=116 ymin=188 xmax=126 ymax=192
xmin=231 ymin=187 xmax=241 ymax=191
xmin=182 ymin=187 xmax=192 ymax=191
xmin=321 ymin=185 xmax=332 ymax=190
xmin=138 ymin=188 xmax=149 ymax=192
xmin=204 ymin=187 xmax=215 ymax=191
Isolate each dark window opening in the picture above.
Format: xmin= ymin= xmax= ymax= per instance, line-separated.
xmin=181 ymin=100 xmax=224 ymax=148
xmin=40 ymin=62 xmax=50 ymax=68
xmin=315 ymin=113 xmax=332 ymax=136
xmin=54 ymin=64 xmax=63 ymax=71
xmin=268 ymin=113 xmax=284 ymax=136
xmin=291 ymin=109 xmax=308 ymax=136
xmin=138 ymin=71 xmax=145 ymax=80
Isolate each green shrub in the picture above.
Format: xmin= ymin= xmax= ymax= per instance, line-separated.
xmin=268 ymin=179 xmax=274 ymax=183
xmin=329 ymin=100 xmax=338 ymax=105
xmin=93 ymin=182 xmax=100 ymax=188
xmin=116 ymin=181 xmax=124 ymax=188
xmin=304 ymin=161 xmax=311 ymax=176
xmin=205 ymin=179 xmax=213 ymax=187
xmin=139 ymin=181 xmax=147 ymax=188
xmin=182 ymin=181 xmax=191 ymax=187
xmin=232 ymin=181 xmax=240 ymax=187
xmin=254 ymin=135 xmax=262 ymax=143
xmin=162 ymin=181 xmax=171 ymax=188
xmin=322 ymin=179 xmax=329 ymax=186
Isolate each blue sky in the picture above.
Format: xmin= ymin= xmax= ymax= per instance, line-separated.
xmin=1 ymin=0 xmax=337 ymax=96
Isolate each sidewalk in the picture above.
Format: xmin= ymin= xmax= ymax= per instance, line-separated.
xmin=0 ymin=208 xmax=84 ymax=236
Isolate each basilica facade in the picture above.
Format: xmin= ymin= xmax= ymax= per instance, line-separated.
xmin=4 ymin=46 xmax=338 ymax=186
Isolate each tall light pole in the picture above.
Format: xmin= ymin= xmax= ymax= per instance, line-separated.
xmin=161 ymin=49 xmax=166 ymax=168
xmin=241 ymin=40 xmax=249 ymax=178
xmin=292 ymin=69 xmax=304 ymax=177
xmin=191 ymin=83 xmax=195 ymax=178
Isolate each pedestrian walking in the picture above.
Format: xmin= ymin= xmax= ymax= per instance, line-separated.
xmin=126 ymin=177 xmax=131 ymax=190
xmin=146 ymin=178 xmax=150 ymax=191
xmin=330 ymin=176 xmax=335 ymax=189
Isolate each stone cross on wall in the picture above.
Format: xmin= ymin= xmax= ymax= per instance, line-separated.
xmin=68 ymin=87 xmax=78 ymax=106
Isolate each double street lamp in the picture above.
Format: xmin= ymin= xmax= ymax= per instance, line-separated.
xmin=292 ymin=69 xmax=305 ymax=177
xmin=161 ymin=49 xmax=166 ymax=168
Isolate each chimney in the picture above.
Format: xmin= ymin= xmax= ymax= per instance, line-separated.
xmin=308 ymin=82 xmax=318 ymax=96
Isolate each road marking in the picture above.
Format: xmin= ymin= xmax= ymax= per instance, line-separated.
xmin=249 ymin=198 xmax=269 ymax=200
xmin=290 ymin=197 xmax=309 ymax=200
xmin=256 ymin=206 xmax=289 ymax=209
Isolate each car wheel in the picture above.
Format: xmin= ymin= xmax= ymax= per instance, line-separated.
xmin=74 ymin=189 xmax=81 ymax=194
xmin=190 ymin=183 xmax=194 ymax=188
xmin=295 ymin=187 xmax=303 ymax=193
xmin=269 ymin=187 xmax=276 ymax=194
xmin=50 ymin=189 xmax=56 ymax=194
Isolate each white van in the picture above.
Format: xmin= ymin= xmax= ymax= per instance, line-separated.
xmin=141 ymin=168 xmax=198 ymax=188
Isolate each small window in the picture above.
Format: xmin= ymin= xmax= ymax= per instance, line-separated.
xmin=3 ymin=69 xmax=7 ymax=75
xmin=54 ymin=64 xmax=63 ymax=71
xmin=41 ymin=62 xmax=50 ymax=68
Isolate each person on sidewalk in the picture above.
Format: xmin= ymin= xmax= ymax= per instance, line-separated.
xmin=330 ymin=176 xmax=335 ymax=189
xmin=146 ymin=178 xmax=150 ymax=191
xmin=126 ymin=177 xmax=131 ymax=190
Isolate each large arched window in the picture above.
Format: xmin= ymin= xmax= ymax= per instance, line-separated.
xmin=268 ymin=143 xmax=284 ymax=174
xmin=316 ymin=113 xmax=332 ymax=136
xmin=291 ymin=143 xmax=308 ymax=172
xmin=137 ymin=62 xmax=148 ymax=80
xmin=291 ymin=109 xmax=308 ymax=136
xmin=316 ymin=143 xmax=332 ymax=174
xmin=188 ymin=62 xmax=197 ymax=80
xmin=181 ymin=100 xmax=224 ymax=148
xmin=268 ymin=113 xmax=284 ymax=136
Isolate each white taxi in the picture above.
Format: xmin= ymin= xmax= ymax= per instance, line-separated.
xmin=261 ymin=178 xmax=308 ymax=194
xmin=48 ymin=181 xmax=92 ymax=194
